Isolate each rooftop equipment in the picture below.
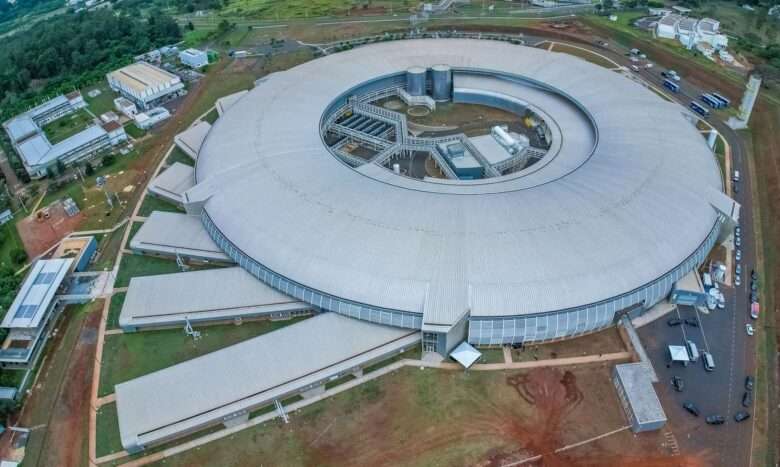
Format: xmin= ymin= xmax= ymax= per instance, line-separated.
xmin=406 ymin=67 xmax=427 ymax=97
xmin=491 ymin=126 xmax=528 ymax=155
xmin=431 ymin=64 xmax=452 ymax=101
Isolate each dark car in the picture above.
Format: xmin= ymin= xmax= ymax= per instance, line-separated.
xmin=671 ymin=376 xmax=684 ymax=392
xmin=742 ymin=391 xmax=753 ymax=408
xmin=684 ymin=318 xmax=699 ymax=328
xmin=683 ymin=401 xmax=700 ymax=416
xmin=706 ymin=415 xmax=725 ymax=425
xmin=752 ymin=270 xmax=758 ymax=281
xmin=745 ymin=376 xmax=755 ymax=391
xmin=751 ymin=291 xmax=759 ymax=303
xmin=734 ymin=411 xmax=751 ymax=422
xmin=667 ymin=318 xmax=682 ymax=326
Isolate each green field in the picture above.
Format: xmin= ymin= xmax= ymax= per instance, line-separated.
xmin=695 ymin=1 xmax=779 ymax=45
xmin=114 ymin=255 xmax=187 ymax=288
xmin=0 ymin=216 xmax=26 ymax=269
xmin=165 ymin=147 xmax=195 ymax=167
xmin=203 ymin=108 xmax=220 ymax=125
xmin=42 ymin=109 xmax=96 ymax=144
xmin=124 ymin=123 xmax=146 ymax=140
xmin=137 ymin=195 xmax=184 ymax=217
xmin=98 ymin=317 xmax=307 ymax=396
xmin=96 ymin=402 xmax=123 ymax=458
xmin=106 ymin=292 xmax=126 ymax=330
xmin=83 ymin=83 xmax=117 ymax=117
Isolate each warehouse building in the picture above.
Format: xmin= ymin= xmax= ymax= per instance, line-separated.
xmin=179 ymin=48 xmax=208 ymax=69
xmin=129 ymin=211 xmax=232 ymax=264
xmin=0 ymin=259 xmax=72 ymax=369
xmin=612 ymin=363 xmax=667 ymax=432
xmin=119 ymin=267 xmax=311 ymax=331
xmin=116 ymin=312 xmax=420 ymax=453
xmin=107 ymin=62 xmax=185 ymax=110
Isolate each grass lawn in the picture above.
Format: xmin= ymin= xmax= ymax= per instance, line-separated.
xmin=106 ymin=292 xmax=126 ymax=330
xmin=137 ymin=195 xmax=184 ymax=217
xmin=114 ymin=254 xmax=185 ymax=288
xmin=42 ymin=109 xmax=95 ymax=144
xmin=124 ymin=123 xmax=146 ymax=140
xmin=83 ymin=83 xmax=116 ymax=117
xmin=476 ymin=347 xmax=506 ymax=363
xmin=165 ymin=147 xmax=195 ymax=167
xmin=203 ymin=108 xmax=220 ymax=125
xmin=155 ymin=364 xmax=632 ymax=466
xmin=0 ymin=217 xmax=26 ymax=269
xmin=98 ymin=317 xmax=307 ymax=396
xmin=96 ymin=402 xmax=123 ymax=458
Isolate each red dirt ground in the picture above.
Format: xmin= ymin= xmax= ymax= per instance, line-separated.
xmin=16 ymin=203 xmax=85 ymax=258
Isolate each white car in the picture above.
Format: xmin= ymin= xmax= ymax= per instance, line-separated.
xmin=736 ymin=249 xmax=742 ymax=261
xmin=735 ymin=274 xmax=741 ymax=286
xmin=630 ymin=65 xmax=640 ymax=72
xmin=645 ymin=63 xmax=654 ymax=68
xmin=746 ymin=324 xmax=754 ymax=336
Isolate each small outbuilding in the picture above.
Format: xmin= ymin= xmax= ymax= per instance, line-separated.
xmin=612 ymin=363 xmax=667 ymax=433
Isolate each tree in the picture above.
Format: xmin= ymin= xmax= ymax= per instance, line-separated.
xmin=56 ymin=159 xmax=66 ymax=175
xmin=102 ymin=154 xmax=115 ymax=166
xmin=186 ymin=21 xmax=195 ymax=31
xmin=10 ymin=248 xmax=26 ymax=266
xmin=84 ymin=162 xmax=94 ymax=176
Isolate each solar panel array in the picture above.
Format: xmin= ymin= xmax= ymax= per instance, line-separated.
xmin=14 ymin=304 xmax=38 ymax=319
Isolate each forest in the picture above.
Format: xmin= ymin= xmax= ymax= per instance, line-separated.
xmin=0 ymin=8 xmax=181 ymax=121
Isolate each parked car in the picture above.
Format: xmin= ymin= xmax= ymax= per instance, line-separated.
xmin=734 ymin=411 xmax=751 ymax=422
xmin=750 ymin=291 xmax=759 ymax=303
xmin=752 ymin=270 xmax=758 ymax=281
xmin=746 ymin=324 xmax=754 ymax=336
xmin=630 ymin=65 xmax=640 ymax=72
xmin=742 ymin=391 xmax=753 ymax=407
xmin=735 ymin=226 xmax=741 ymax=236
xmin=735 ymin=275 xmax=741 ymax=286
xmin=736 ymin=236 xmax=741 ymax=247
xmin=683 ymin=402 xmax=700 ymax=416
xmin=667 ymin=318 xmax=682 ymax=326
xmin=736 ymin=264 xmax=742 ymax=275
xmin=706 ymin=415 xmax=725 ymax=425
xmin=733 ymin=182 xmax=739 ymax=194
xmin=750 ymin=281 xmax=758 ymax=291
xmin=684 ymin=318 xmax=699 ymax=328
xmin=736 ymin=249 xmax=742 ymax=261
xmin=671 ymin=376 xmax=684 ymax=392
xmin=745 ymin=376 xmax=754 ymax=391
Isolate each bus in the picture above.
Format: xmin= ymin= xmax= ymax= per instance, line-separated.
xmin=700 ymin=94 xmax=723 ymax=109
xmin=663 ymin=79 xmax=680 ymax=92
xmin=690 ymin=101 xmax=710 ymax=117
xmin=710 ymin=92 xmax=730 ymax=108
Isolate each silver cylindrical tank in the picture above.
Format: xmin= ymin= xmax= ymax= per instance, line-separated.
xmin=406 ymin=67 xmax=427 ymax=96
xmin=431 ymin=64 xmax=452 ymax=101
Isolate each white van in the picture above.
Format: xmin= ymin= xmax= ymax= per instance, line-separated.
xmin=733 ymin=170 xmax=740 ymax=182
xmin=703 ymin=352 xmax=715 ymax=371
xmin=686 ymin=340 xmax=699 ymax=362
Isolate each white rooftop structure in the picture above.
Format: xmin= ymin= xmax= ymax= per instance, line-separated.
xmin=173 ymin=121 xmax=211 ymax=160
xmin=669 ymin=345 xmax=690 ymax=363
xmin=130 ymin=211 xmax=232 ymax=263
xmin=186 ymin=39 xmax=728 ymax=346
xmin=449 ymin=341 xmax=482 ymax=368
xmin=148 ymin=162 xmax=195 ymax=205
xmin=119 ymin=267 xmax=310 ymax=331
xmin=215 ymin=90 xmax=248 ymax=116
xmin=116 ymin=312 xmax=420 ymax=452
xmin=107 ymin=62 xmax=184 ymax=110
xmin=1 ymin=259 xmax=72 ymax=329
xmin=179 ymin=48 xmax=208 ymax=69
xmin=613 ymin=363 xmax=667 ymax=432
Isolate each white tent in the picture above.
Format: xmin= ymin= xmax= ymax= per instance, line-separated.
xmin=668 ymin=345 xmax=690 ymax=364
xmin=450 ymin=341 xmax=482 ymax=368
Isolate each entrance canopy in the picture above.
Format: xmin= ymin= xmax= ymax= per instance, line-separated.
xmin=668 ymin=345 xmax=690 ymax=363
xmin=450 ymin=341 xmax=482 ymax=368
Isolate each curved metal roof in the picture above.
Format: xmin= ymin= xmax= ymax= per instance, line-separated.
xmin=191 ymin=39 xmax=723 ymax=325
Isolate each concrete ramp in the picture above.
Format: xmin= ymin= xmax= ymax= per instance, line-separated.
xmin=116 ymin=313 xmax=420 ymax=453
xmin=119 ymin=267 xmax=310 ymax=331
xmin=130 ymin=211 xmax=232 ymax=263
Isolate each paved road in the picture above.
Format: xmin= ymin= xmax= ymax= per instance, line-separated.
xmin=586 ymin=39 xmax=758 ymax=466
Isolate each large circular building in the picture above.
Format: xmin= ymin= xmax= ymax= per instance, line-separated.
xmin=185 ymin=39 xmax=729 ymax=355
